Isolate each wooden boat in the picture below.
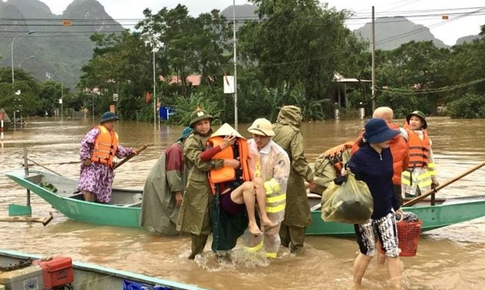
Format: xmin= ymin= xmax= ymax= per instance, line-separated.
xmin=6 ymin=169 xmax=485 ymax=235
xmin=0 ymin=249 xmax=209 ymax=290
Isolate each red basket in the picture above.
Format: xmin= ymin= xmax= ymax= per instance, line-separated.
xmin=397 ymin=219 xmax=422 ymax=257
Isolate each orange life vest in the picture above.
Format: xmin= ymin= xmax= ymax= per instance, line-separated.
xmin=90 ymin=125 xmax=119 ymax=167
xmin=207 ymin=136 xmax=250 ymax=194
xmin=323 ymin=141 xmax=354 ymax=175
xmin=406 ymin=129 xmax=430 ymax=168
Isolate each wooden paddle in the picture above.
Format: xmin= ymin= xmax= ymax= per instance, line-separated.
xmin=403 ymin=160 xmax=485 ymax=207
xmin=113 ymin=143 xmax=152 ymax=170
xmin=0 ymin=212 xmax=53 ymax=226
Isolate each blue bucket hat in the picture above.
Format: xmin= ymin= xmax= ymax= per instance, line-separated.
xmin=364 ymin=118 xmax=399 ymax=143
xmin=178 ymin=127 xmax=193 ymax=141
xmin=100 ymin=111 xmax=119 ymax=123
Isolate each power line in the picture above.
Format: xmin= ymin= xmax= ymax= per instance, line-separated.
xmin=377 ymin=78 xmax=485 ymax=95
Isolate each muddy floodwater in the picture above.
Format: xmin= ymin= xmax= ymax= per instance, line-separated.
xmin=0 ymin=116 xmax=484 ymax=290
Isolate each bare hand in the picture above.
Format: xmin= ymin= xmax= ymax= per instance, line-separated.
xmin=224 ymin=159 xmax=240 ymax=169
xmin=221 ymin=135 xmax=236 ymax=150
xmin=83 ymin=159 xmax=92 ymax=167
xmin=175 ymin=192 xmax=183 ymax=207
xmin=431 ymin=178 xmax=439 ymax=189
xmin=308 ymin=180 xmax=316 ymax=191
xmin=131 ymin=149 xmax=138 ymax=155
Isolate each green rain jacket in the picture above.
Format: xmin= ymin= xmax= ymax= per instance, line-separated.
xmin=140 ymin=141 xmax=187 ymax=235
xmin=272 ymin=106 xmax=314 ymax=228
xmin=176 ymin=131 xmax=224 ymax=235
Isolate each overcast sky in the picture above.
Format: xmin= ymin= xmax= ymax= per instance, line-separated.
xmin=35 ymin=0 xmax=485 ymax=45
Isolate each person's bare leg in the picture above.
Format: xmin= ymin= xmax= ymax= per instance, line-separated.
xmin=353 ymin=253 xmax=372 ymax=287
xmin=387 ymin=256 xmax=402 ymax=289
xmin=230 ymin=181 xmax=262 ymax=235
xmin=252 ymin=177 xmax=277 ymax=228
xmin=83 ymin=191 xmax=95 ymax=202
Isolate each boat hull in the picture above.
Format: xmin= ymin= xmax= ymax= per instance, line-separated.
xmin=6 ymin=169 xmax=485 ymax=235
xmin=0 ymin=250 xmax=208 ymax=290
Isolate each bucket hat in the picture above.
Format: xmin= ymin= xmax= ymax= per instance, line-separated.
xmin=100 ymin=111 xmax=119 ymax=123
xmin=364 ymin=118 xmax=399 ymax=144
xmin=189 ymin=109 xmax=213 ymax=128
xmin=406 ymin=111 xmax=427 ymax=129
xmin=247 ymin=118 xmax=275 ymax=137
xmin=178 ymin=127 xmax=193 ymax=141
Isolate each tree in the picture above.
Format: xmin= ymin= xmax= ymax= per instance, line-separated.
xmin=237 ymin=0 xmax=367 ymax=119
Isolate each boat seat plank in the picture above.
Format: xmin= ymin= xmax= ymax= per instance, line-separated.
xmin=68 ymin=192 xmax=84 ymax=200
xmin=25 ymin=174 xmax=43 ymax=183
xmin=120 ymin=201 xmax=142 ymax=207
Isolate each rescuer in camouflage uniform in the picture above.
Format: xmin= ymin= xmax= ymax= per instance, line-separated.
xmin=272 ymin=105 xmax=314 ymax=255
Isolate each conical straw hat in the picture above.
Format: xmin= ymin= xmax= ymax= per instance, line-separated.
xmin=211 ymin=123 xmax=245 ymax=139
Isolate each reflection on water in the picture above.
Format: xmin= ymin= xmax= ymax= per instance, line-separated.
xmin=0 ymin=117 xmax=484 ymax=290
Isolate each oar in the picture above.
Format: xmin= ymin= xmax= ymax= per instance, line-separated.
xmin=403 ymin=160 xmax=485 ymax=207
xmin=0 ymin=212 xmax=53 ymax=226
xmin=113 ymin=143 xmax=152 ymax=170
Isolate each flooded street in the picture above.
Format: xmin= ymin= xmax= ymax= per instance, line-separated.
xmin=1 ymin=116 xmax=485 ymax=290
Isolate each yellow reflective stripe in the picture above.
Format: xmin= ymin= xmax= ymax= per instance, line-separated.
xmin=266 ymin=252 xmax=277 ymax=259
xmin=264 ymin=182 xmax=273 ymax=194
xmin=266 ymin=203 xmax=285 ymax=213
xmin=264 ymin=179 xmax=281 ymax=195
xmin=255 ymin=156 xmax=261 ymax=178
xmin=267 ymin=193 xmax=286 ymax=203
xmin=243 ymin=241 xmax=264 ymax=253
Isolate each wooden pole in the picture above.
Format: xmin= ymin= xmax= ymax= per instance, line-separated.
xmin=371 ymin=6 xmax=376 ymax=112
xmin=112 ymin=143 xmax=152 ymax=170
xmin=403 ymin=161 xmax=485 ymax=207
xmin=0 ymin=212 xmax=53 ymax=226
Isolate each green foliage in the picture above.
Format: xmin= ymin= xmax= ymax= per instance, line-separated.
xmin=376 ymin=89 xmax=421 ymax=119
xmin=239 ymin=0 xmax=367 ymax=118
xmin=167 ymin=92 xmax=223 ymax=126
xmin=447 ymin=94 xmax=485 ymax=118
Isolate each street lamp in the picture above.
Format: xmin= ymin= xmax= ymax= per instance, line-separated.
xmin=18 ymin=55 xmax=36 ymax=68
xmin=11 ymin=30 xmax=35 ymax=84
xmin=152 ymin=46 xmax=159 ymax=128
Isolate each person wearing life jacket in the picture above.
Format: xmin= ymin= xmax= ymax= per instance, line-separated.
xmin=243 ymin=118 xmax=290 ymax=259
xmin=176 ymin=108 xmax=237 ymax=260
xmin=351 ymin=107 xmax=409 ymax=205
xmin=401 ymin=110 xmax=439 ymax=197
xmin=78 ymin=111 xmax=137 ymax=203
xmin=200 ymin=123 xmax=276 ymax=237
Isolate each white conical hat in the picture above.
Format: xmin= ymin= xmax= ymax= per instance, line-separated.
xmin=211 ymin=123 xmax=245 ymax=139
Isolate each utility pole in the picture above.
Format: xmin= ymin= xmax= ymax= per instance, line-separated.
xmin=371 ymin=6 xmax=376 ymax=112
xmin=232 ymin=0 xmax=238 ymax=131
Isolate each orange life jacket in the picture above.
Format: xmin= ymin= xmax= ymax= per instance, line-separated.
xmin=405 ymin=129 xmax=430 ymax=168
xmin=207 ymin=136 xmax=250 ymax=194
xmin=90 ymin=125 xmax=119 ymax=167
xmin=323 ymin=141 xmax=354 ymax=175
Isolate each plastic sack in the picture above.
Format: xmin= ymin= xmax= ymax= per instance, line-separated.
xmin=320 ymin=172 xmax=373 ymax=224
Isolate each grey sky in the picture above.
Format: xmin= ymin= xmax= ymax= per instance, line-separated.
xmin=35 ymin=0 xmax=485 ymax=45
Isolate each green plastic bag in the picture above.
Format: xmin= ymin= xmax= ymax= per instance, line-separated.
xmin=321 ymin=173 xmax=373 ymax=224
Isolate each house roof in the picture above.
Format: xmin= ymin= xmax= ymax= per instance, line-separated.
xmin=333 ymin=73 xmax=371 ymax=84
xmin=159 ymin=75 xmax=202 ymax=86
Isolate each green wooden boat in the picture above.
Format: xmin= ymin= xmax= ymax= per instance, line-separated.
xmin=0 ymin=249 xmax=210 ymax=290
xmin=6 ymin=169 xmax=485 ymax=235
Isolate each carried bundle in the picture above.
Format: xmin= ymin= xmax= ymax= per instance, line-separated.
xmin=320 ymin=172 xmax=373 ymax=224
xmin=313 ymin=141 xmax=354 ymax=195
